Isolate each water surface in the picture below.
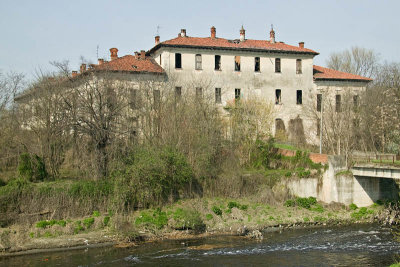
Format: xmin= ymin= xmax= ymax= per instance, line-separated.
xmin=1 ymin=224 xmax=399 ymax=266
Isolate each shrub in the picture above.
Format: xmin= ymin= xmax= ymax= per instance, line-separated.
xmin=311 ymin=204 xmax=324 ymax=213
xmin=240 ymin=204 xmax=248 ymax=211
xmin=172 ymin=208 xmax=205 ymax=232
xmin=83 ymin=217 xmax=95 ymax=228
xmin=212 ymin=206 xmax=222 ymax=216
xmin=56 ymin=220 xmax=67 ymax=227
xmin=227 ymin=201 xmax=240 ymax=209
xmin=296 ymin=197 xmax=317 ymax=209
xmin=74 ymin=221 xmax=84 ymax=234
xmin=92 ymin=211 xmax=100 ymax=217
xmin=351 ymin=207 xmax=374 ymax=220
xmin=303 ymin=217 xmax=310 ymax=222
xmin=135 ymin=208 xmax=168 ymax=229
xmin=284 ymin=199 xmax=296 ymax=207
xmin=349 ymin=203 xmax=358 ymax=210
xmin=205 ymin=214 xmax=213 ymax=221
xmin=103 ymin=216 xmax=110 ymax=226
xmin=285 ymin=171 xmax=292 ymax=177
xmin=18 ymin=153 xmax=47 ymax=182
xmin=36 ymin=220 xmax=49 ymax=229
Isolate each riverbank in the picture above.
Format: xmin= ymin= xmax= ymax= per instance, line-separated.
xmin=0 ymin=197 xmax=388 ymax=257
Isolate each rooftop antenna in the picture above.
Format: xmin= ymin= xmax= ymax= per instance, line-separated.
xmin=96 ymin=45 xmax=99 ymax=59
xmin=271 ymin=24 xmax=274 ymax=30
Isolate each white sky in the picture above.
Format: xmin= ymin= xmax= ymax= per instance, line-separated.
xmin=1 ymin=0 xmax=399 ymax=81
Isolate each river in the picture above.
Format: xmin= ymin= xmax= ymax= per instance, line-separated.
xmin=1 ymin=224 xmax=399 ymax=266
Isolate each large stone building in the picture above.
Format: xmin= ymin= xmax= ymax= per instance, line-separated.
xmin=29 ymin=26 xmax=373 ymax=144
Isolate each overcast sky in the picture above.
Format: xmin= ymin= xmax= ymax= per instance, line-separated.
xmin=1 ymin=0 xmax=400 ymax=81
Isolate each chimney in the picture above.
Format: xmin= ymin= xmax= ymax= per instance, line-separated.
xmin=110 ymin=47 xmax=118 ymax=61
xmin=299 ymin=42 xmax=304 ymax=48
xmin=140 ymin=50 xmax=146 ymax=59
xmin=270 ymin=26 xmax=275 ymax=44
xmin=155 ymin=35 xmax=160 ymax=45
xmin=98 ymin=58 xmax=104 ymax=65
xmin=211 ymin=26 xmax=216 ymax=38
xmin=180 ymin=29 xmax=186 ymax=37
xmin=71 ymin=71 xmax=78 ymax=78
xmin=80 ymin=64 xmax=86 ymax=73
xmin=134 ymin=51 xmax=139 ymax=59
xmin=240 ymin=25 xmax=245 ymax=42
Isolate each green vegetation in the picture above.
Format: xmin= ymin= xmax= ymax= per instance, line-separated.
xmin=212 ymin=206 xmax=222 ymax=216
xmin=18 ymin=153 xmax=47 ymax=182
xmin=103 ymin=216 xmax=110 ymax=226
xmin=135 ymin=208 xmax=168 ymax=229
xmin=36 ymin=219 xmax=67 ymax=229
xmin=83 ymin=217 xmax=95 ymax=228
xmin=351 ymin=207 xmax=374 ymax=220
xmin=349 ymin=203 xmax=358 ymax=210
xmin=92 ymin=211 xmax=100 ymax=217
xmin=205 ymin=214 xmax=213 ymax=221
xmin=171 ymin=208 xmax=205 ymax=232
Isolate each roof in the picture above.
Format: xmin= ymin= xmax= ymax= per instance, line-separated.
xmin=313 ymin=65 xmax=372 ymax=82
xmin=93 ymin=55 xmax=164 ymax=74
xmin=149 ymin=36 xmax=319 ymax=55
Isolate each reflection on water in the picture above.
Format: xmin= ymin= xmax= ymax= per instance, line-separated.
xmin=1 ymin=224 xmax=399 ymax=266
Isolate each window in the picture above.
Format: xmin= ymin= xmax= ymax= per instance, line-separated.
xmin=296 ymin=90 xmax=302 ymax=105
xmin=130 ymin=89 xmax=138 ymax=109
xmin=175 ymin=53 xmax=181 ymax=69
xmin=235 ymin=88 xmax=241 ymax=100
xmin=275 ymin=89 xmax=281 ymax=104
xmin=353 ymin=95 xmax=359 ymax=108
xmin=175 ymin=87 xmax=182 ymax=100
xmin=254 ymin=57 xmax=260 ymax=72
xmin=275 ymin=58 xmax=281 ymax=73
xmin=234 ymin=56 xmax=241 ymax=71
xmin=317 ymin=94 xmax=322 ymax=112
xmin=296 ymin=59 xmax=302 ymax=74
xmin=196 ymin=87 xmax=203 ymax=98
xmin=154 ymin=90 xmax=160 ymax=107
xmin=215 ymin=55 xmax=221 ymax=70
xmin=336 ymin=94 xmax=341 ymax=112
xmin=159 ymin=54 xmax=162 ymax=65
xmin=195 ymin=54 xmax=202 ymax=70
xmin=215 ymin=88 xmax=221 ymax=103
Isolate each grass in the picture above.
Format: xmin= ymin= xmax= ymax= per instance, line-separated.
xmin=274 ymin=143 xmax=298 ymax=151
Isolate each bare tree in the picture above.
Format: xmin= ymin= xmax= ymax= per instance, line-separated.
xmin=326 ymin=46 xmax=379 ymax=78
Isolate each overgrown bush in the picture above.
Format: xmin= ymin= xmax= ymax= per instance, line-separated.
xmin=212 ymin=206 xmax=222 ymax=216
xmin=171 ymin=208 xmax=205 ymax=232
xmin=18 ymin=153 xmax=47 ymax=182
xmin=135 ymin=208 xmax=168 ymax=229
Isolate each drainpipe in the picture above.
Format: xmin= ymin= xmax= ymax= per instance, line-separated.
xmin=320 ymin=93 xmax=323 ymax=154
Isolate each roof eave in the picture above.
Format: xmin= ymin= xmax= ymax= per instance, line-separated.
xmin=149 ymin=43 xmax=319 ymax=56
xmin=314 ymin=78 xmax=372 ymax=83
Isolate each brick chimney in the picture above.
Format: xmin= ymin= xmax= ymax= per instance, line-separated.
xmin=98 ymin=58 xmax=104 ymax=65
xmin=211 ymin=26 xmax=216 ymax=38
xmin=240 ymin=25 xmax=245 ymax=42
xmin=134 ymin=51 xmax=139 ymax=59
xmin=155 ymin=35 xmax=160 ymax=45
xmin=140 ymin=50 xmax=146 ymax=59
xmin=72 ymin=71 xmax=78 ymax=78
xmin=180 ymin=29 xmax=186 ymax=37
xmin=110 ymin=48 xmax=118 ymax=61
xmin=299 ymin=42 xmax=304 ymax=48
xmin=80 ymin=64 xmax=86 ymax=73
xmin=270 ymin=26 xmax=275 ymax=44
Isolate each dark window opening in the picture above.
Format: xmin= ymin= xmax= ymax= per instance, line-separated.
xmin=235 ymin=56 xmax=241 ymax=71
xmin=215 ymin=88 xmax=221 ymax=103
xmin=196 ymin=87 xmax=203 ymax=98
xmin=296 ymin=90 xmax=302 ymax=105
xmin=255 ymin=57 xmax=260 ymax=72
xmin=195 ymin=54 xmax=202 ymax=70
xmin=215 ymin=55 xmax=221 ymax=70
xmin=175 ymin=87 xmax=181 ymax=100
xmin=336 ymin=94 xmax=341 ymax=112
xmin=130 ymin=89 xmax=138 ymax=109
xmin=353 ymin=95 xmax=359 ymax=108
xmin=296 ymin=59 xmax=302 ymax=74
xmin=159 ymin=54 xmax=162 ymax=65
xmin=235 ymin=88 xmax=241 ymax=100
xmin=275 ymin=89 xmax=281 ymax=104
xmin=317 ymin=94 xmax=322 ymax=112
xmin=175 ymin=53 xmax=181 ymax=69
xmin=154 ymin=90 xmax=160 ymax=108
xmin=275 ymin=58 xmax=281 ymax=73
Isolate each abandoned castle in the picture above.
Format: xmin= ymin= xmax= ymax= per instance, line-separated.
xmin=18 ymin=26 xmax=373 ymax=145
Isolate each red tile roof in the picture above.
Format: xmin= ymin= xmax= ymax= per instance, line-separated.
xmin=313 ymin=65 xmax=372 ymax=82
xmin=94 ymin=55 xmax=164 ymax=74
xmin=150 ymin=36 xmax=318 ymax=55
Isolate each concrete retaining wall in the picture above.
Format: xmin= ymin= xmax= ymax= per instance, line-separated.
xmin=286 ymin=155 xmax=399 ymax=207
